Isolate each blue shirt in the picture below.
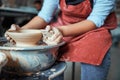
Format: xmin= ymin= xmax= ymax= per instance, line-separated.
xmin=38 ymin=0 xmax=115 ymax=27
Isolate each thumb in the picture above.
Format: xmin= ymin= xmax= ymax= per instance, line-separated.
xmin=8 ymin=24 xmax=20 ymax=31
xmin=45 ymin=25 xmax=51 ymax=31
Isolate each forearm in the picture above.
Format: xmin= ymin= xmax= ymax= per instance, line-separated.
xmin=21 ymin=0 xmax=59 ymax=29
xmin=22 ymin=16 xmax=47 ymax=29
xmin=58 ymin=20 xmax=96 ymax=37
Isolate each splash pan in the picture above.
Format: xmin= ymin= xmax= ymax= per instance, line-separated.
xmin=0 ymin=37 xmax=65 ymax=75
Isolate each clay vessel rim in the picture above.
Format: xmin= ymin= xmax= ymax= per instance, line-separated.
xmin=6 ymin=29 xmax=42 ymax=34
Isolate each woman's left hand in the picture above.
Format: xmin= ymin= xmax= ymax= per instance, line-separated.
xmin=4 ymin=24 xmax=21 ymax=43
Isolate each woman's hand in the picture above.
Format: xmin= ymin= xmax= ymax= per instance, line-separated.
xmin=4 ymin=24 xmax=21 ymax=43
xmin=41 ymin=25 xmax=63 ymax=45
xmin=5 ymin=24 xmax=63 ymax=45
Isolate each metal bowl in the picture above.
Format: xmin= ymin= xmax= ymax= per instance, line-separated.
xmin=0 ymin=37 xmax=65 ymax=75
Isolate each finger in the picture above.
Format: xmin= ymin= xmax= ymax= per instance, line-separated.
xmin=10 ymin=39 xmax=15 ymax=43
xmin=8 ymin=24 xmax=20 ymax=31
xmin=4 ymin=32 xmax=11 ymax=41
xmin=49 ymin=33 xmax=60 ymax=41
xmin=52 ymin=27 xmax=61 ymax=34
xmin=43 ymin=39 xmax=51 ymax=45
xmin=6 ymin=37 xmax=11 ymax=41
xmin=4 ymin=33 xmax=14 ymax=42
xmin=4 ymin=33 xmax=9 ymax=38
xmin=10 ymin=24 xmax=17 ymax=30
xmin=10 ymin=39 xmax=13 ymax=43
xmin=49 ymin=30 xmax=54 ymax=34
xmin=5 ymin=33 xmax=11 ymax=40
xmin=49 ymin=27 xmax=62 ymax=41
xmin=45 ymin=25 xmax=51 ymax=31
xmin=44 ymin=39 xmax=57 ymax=45
xmin=46 ymin=35 xmax=63 ymax=45
xmin=15 ymin=25 xmax=21 ymax=30
xmin=54 ymin=35 xmax=63 ymax=43
xmin=6 ymin=36 xmax=14 ymax=42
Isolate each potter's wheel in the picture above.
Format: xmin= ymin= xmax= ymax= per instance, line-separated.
xmin=0 ymin=37 xmax=65 ymax=74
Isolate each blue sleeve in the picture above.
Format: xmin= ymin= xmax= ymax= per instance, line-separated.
xmin=87 ymin=0 xmax=116 ymax=27
xmin=38 ymin=0 xmax=59 ymax=23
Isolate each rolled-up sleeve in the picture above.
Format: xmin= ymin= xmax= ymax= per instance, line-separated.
xmin=38 ymin=0 xmax=59 ymax=23
xmin=87 ymin=0 xmax=116 ymax=27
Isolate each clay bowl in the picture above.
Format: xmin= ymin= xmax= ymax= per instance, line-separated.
xmin=6 ymin=29 xmax=42 ymax=47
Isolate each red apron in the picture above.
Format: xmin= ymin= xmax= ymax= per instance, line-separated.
xmin=50 ymin=0 xmax=117 ymax=65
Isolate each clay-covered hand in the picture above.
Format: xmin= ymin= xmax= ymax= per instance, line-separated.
xmin=0 ymin=52 xmax=8 ymax=72
xmin=41 ymin=25 xmax=63 ymax=45
xmin=4 ymin=24 xmax=20 ymax=43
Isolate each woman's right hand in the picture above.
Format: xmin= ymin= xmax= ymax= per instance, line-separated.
xmin=41 ymin=25 xmax=63 ymax=45
xmin=4 ymin=24 xmax=21 ymax=43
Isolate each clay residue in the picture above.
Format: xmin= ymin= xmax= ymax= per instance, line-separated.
xmin=3 ymin=42 xmax=15 ymax=47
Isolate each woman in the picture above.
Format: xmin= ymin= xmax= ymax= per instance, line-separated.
xmin=6 ymin=0 xmax=117 ymax=80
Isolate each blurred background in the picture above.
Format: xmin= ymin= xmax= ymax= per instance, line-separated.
xmin=0 ymin=0 xmax=39 ymax=36
xmin=0 ymin=0 xmax=120 ymax=80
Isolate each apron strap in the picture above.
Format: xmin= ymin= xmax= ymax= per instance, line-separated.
xmin=66 ymin=0 xmax=85 ymax=5
xmin=65 ymin=0 xmax=93 ymax=9
xmin=90 ymin=0 xmax=93 ymax=9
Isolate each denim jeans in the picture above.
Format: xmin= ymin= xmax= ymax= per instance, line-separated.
xmin=53 ymin=52 xmax=111 ymax=80
xmin=80 ymin=51 xmax=111 ymax=80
